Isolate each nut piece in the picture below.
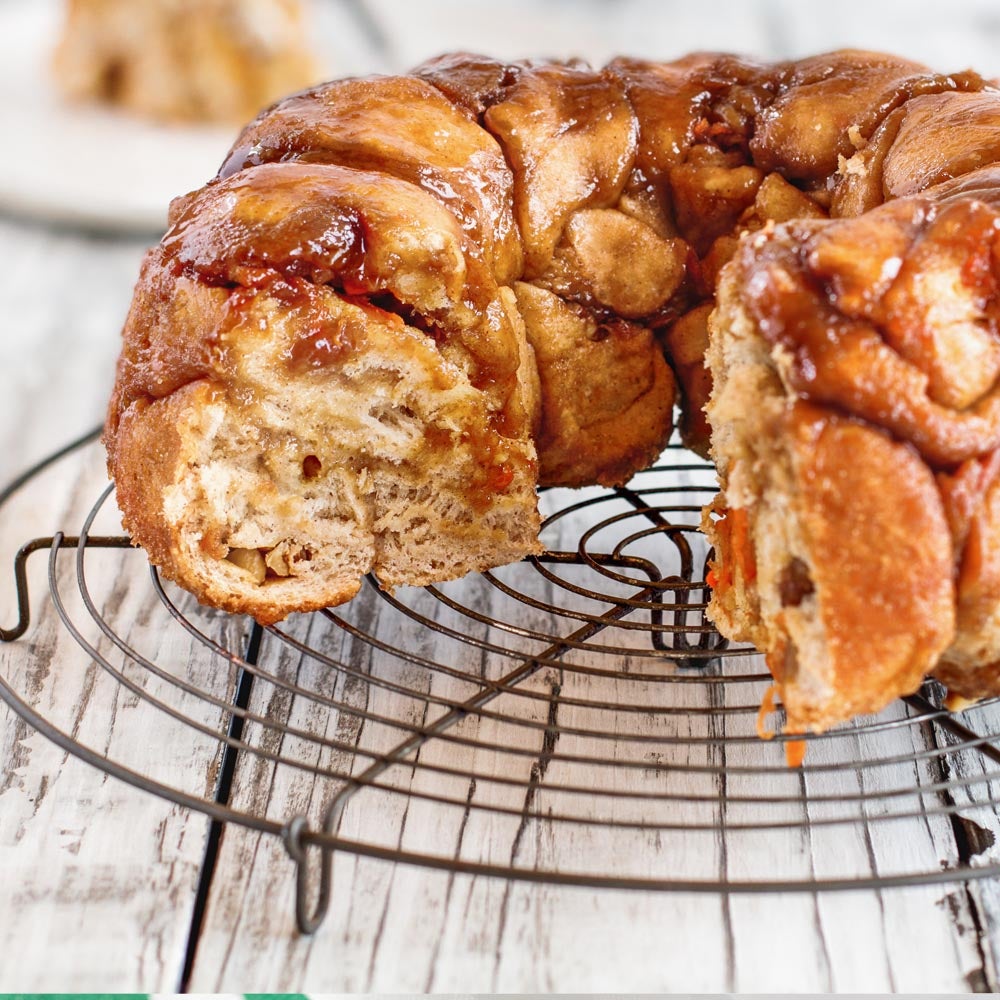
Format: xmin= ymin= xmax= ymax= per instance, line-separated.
xmin=226 ymin=547 xmax=267 ymax=584
xmin=265 ymin=544 xmax=292 ymax=577
xmin=778 ymin=556 xmax=815 ymax=608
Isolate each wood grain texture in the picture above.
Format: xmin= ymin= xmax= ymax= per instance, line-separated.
xmin=0 ymin=441 xmax=248 ymax=989
xmin=185 ymin=469 xmax=998 ymax=992
xmin=7 ymin=0 xmax=1000 ymax=991
xmin=0 ymin=216 xmax=146 ymax=480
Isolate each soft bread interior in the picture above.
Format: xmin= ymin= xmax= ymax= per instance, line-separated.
xmin=705 ymin=266 xmax=837 ymax=719
xmin=114 ymin=285 xmax=541 ymax=624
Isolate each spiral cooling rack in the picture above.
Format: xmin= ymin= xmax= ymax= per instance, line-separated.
xmin=5 ymin=429 xmax=1000 ymax=935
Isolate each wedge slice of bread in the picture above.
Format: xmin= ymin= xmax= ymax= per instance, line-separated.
xmin=706 ymin=235 xmax=956 ymax=732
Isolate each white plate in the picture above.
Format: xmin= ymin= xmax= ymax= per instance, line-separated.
xmin=0 ymin=0 xmax=245 ymax=235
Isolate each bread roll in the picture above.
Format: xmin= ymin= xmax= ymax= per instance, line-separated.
xmin=106 ymin=48 xmax=1000 ymax=740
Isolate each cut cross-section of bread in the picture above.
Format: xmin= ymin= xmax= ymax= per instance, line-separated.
xmin=704 ymin=202 xmax=1000 ymax=732
xmin=108 ymin=266 xmax=541 ymax=625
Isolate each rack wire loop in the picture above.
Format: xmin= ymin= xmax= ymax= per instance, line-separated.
xmin=1 ymin=534 xmax=133 ymax=642
xmin=283 ymin=796 xmax=348 ymax=934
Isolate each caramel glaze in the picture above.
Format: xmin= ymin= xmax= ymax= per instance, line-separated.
xmin=732 ymin=169 xmax=1000 ymax=703
xmin=216 ymin=75 xmax=526 ymax=285
xmin=741 ymin=192 xmax=1000 ymax=470
xmin=111 ymin=48 xmax=1000 ymax=506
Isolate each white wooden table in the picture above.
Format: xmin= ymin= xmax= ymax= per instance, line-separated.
xmin=5 ymin=0 xmax=1000 ymax=991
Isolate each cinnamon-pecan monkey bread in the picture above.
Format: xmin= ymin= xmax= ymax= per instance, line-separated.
xmin=104 ymin=49 xmax=1000 ymax=734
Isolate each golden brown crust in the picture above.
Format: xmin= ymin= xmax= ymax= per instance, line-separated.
xmin=110 ymin=389 xmax=190 ymax=577
xmin=513 ymin=283 xmax=675 ymax=487
xmin=484 ymin=63 xmax=638 ymax=279
xmin=109 ymin=273 xmax=543 ymax=624
xmin=934 ymin=455 xmax=1000 ymax=699
xmin=737 ymin=196 xmax=1000 ymax=469
xmin=709 ymin=163 xmax=1000 ymax=724
xmin=106 ymin=43 xmax=1000 ymax=712
xmin=781 ymin=405 xmax=954 ymax=730
xmin=707 ymin=252 xmax=957 ymax=732
xmin=217 ymin=74 xmax=525 ymax=285
xmin=112 ymin=383 xmax=367 ymax=625
xmin=750 ymin=51 xmax=975 ymax=180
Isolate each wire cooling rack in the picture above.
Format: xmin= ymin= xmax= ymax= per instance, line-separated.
xmin=4 ymin=428 xmax=1000 ymax=935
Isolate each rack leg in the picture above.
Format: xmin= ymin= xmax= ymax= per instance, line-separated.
xmin=282 ymin=796 xmax=348 ymax=935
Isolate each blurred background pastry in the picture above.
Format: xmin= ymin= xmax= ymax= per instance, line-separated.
xmin=52 ymin=0 xmax=321 ymax=123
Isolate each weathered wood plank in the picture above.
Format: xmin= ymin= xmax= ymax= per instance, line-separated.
xmin=185 ymin=461 xmax=989 ymax=991
xmin=0 ymin=209 xmax=251 ymax=987
xmin=0 ymin=439 xmax=249 ymax=989
xmin=0 ymin=217 xmax=146 ymax=484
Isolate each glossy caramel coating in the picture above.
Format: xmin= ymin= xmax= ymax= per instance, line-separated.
xmin=714 ymin=165 xmax=1000 ymax=719
xmin=107 ymin=47 xmax=1000 ymax=645
xmin=749 ymin=51 xmax=979 ymax=180
xmin=134 ymin=49 xmax=995 ymax=469
xmin=740 ymin=192 xmax=1000 ymax=469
